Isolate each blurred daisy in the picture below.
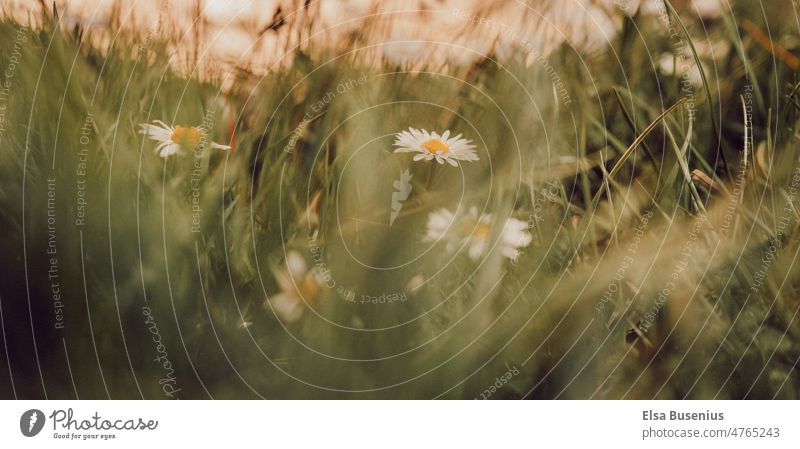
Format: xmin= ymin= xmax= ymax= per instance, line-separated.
xmin=426 ymin=207 xmax=531 ymax=261
xmin=447 ymin=36 xmax=493 ymax=67
xmin=657 ymin=53 xmax=703 ymax=86
xmin=138 ymin=120 xmax=231 ymax=158
xmin=393 ymin=128 xmax=478 ymax=166
xmin=382 ymin=37 xmax=428 ymax=66
xmin=638 ymin=0 xmax=724 ymax=19
xmin=425 ymin=208 xmax=457 ymax=244
xmin=266 ymin=250 xmax=322 ymax=323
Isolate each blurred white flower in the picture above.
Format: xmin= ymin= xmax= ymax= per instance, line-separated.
xmin=446 ymin=36 xmax=493 ymax=66
xmin=425 ymin=207 xmax=531 ymax=261
xmin=541 ymin=1 xmax=618 ymax=51
xmin=405 ymin=274 xmax=425 ymax=294
xmin=636 ymin=0 xmax=723 ymax=19
xmin=382 ymin=37 xmax=429 ymax=66
xmin=500 ymin=215 xmax=534 ymax=261
xmin=691 ymin=0 xmax=725 ymax=18
xmin=138 ymin=120 xmax=231 ymax=158
xmin=657 ymin=53 xmax=703 ymax=86
xmin=393 ymin=128 xmax=478 ymax=166
xmin=426 ymin=207 xmax=457 ymax=244
xmin=267 ymin=251 xmax=322 ymax=323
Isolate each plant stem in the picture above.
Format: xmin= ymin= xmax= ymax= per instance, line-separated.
xmin=425 ymin=163 xmax=435 ymax=191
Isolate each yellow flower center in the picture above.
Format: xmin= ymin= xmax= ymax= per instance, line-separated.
xmin=421 ymin=138 xmax=449 ymax=155
xmin=461 ymin=217 xmax=491 ymax=238
xmin=301 ymin=276 xmax=319 ymax=300
xmin=171 ymin=126 xmax=204 ymax=148
xmin=472 ymin=223 xmax=491 ymax=238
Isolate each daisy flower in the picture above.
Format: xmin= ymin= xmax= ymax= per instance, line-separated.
xmin=426 ymin=207 xmax=531 ymax=261
xmin=138 ymin=120 xmax=231 ymax=158
xmin=266 ymin=250 xmax=323 ymax=323
xmin=393 ymin=128 xmax=479 ymax=166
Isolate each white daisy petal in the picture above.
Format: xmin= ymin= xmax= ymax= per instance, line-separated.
xmin=424 ymin=209 xmax=455 ymax=242
xmin=468 ymin=238 xmax=485 ymax=260
xmin=272 ymin=267 xmax=295 ymax=294
xmin=267 ymin=251 xmax=322 ymax=323
xmin=269 ymin=293 xmax=304 ymax=323
xmin=501 ymin=246 xmax=519 ymax=260
xmin=139 ymin=124 xmax=171 ymax=141
xmin=154 ymin=141 xmax=169 ymax=154
xmin=285 ymin=250 xmax=307 ymax=279
xmin=153 ymin=120 xmax=172 ymax=130
xmin=159 ymin=143 xmax=182 ymax=158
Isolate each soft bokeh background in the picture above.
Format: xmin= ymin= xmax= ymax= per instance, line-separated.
xmin=1 ymin=0 xmax=800 ymax=399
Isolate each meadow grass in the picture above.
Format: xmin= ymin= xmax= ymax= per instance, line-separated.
xmin=1 ymin=1 xmax=799 ymax=399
